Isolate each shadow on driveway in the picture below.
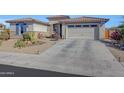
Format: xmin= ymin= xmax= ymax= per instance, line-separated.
xmin=0 ymin=64 xmax=87 ymax=77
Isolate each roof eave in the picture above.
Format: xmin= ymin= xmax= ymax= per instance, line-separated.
xmin=60 ymin=21 xmax=109 ymax=24
xmin=6 ymin=20 xmax=50 ymax=26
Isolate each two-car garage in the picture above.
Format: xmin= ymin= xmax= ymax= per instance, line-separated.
xmin=66 ymin=24 xmax=100 ymax=40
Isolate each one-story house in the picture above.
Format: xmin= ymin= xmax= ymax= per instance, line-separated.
xmin=6 ymin=16 xmax=109 ymax=40
xmin=6 ymin=18 xmax=49 ymax=36
xmin=47 ymin=15 xmax=109 ymax=40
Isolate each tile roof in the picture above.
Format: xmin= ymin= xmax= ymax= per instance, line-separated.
xmin=6 ymin=18 xmax=49 ymax=26
xmin=59 ymin=16 xmax=109 ymax=24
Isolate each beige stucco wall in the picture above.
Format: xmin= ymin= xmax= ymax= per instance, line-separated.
xmin=49 ymin=21 xmax=59 ymax=24
xmin=33 ymin=23 xmax=48 ymax=32
xmin=10 ymin=24 xmax=16 ymax=32
xmin=49 ymin=21 xmax=59 ymax=33
xmin=99 ymin=24 xmax=105 ymax=40
xmin=27 ymin=23 xmax=33 ymax=31
xmin=62 ymin=24 xmax=66 ymax=39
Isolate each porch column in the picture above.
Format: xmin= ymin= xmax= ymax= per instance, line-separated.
xmin=94 ymin=24 xmax=100 ymax=40
xmin=62 ymin=23 xmax=66 ymax=39
xmin=50 ymin=24 xmax=53 ymax=32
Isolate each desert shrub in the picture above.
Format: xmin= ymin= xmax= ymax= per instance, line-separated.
xmin=38 ymin=32 xmax=44 ymax=39
xmin=51 ymin=32 xmax=60 ymax=40
xmin=25 ymin=41 xmax=32 ymax=46
xmin=23 ymin=32 xmax=37 ymax=42
xmin=14 ymin=32 xmax=42 ymax=48
xmin=121 ymin=28 xmax=124 ymax=38
xmin=0 ymin=31 xmax=10 ymax=40
xmin=4 ymin=29 xmax=11 ymax=35
xmin=14 ymin=39 xmax=26 ymax=48
xmin=28 ymin=32 xmax=35 ymax=41
xmin=45 ymin=35 xmax=52 ymax=38
xmin=45 ymin=33 xmax=52 ymax=38
xmin=31 ymin=39 xmax=37 ymax=44
xmin=22 ymin=31 xmax=38 ymax=46
xmin=23 ymin=32 xmax=31 ymax=41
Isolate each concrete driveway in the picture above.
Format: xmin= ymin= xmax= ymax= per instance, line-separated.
xmin=0 ymin=38 xmax=124 ymax=76
xmin=0 ymin=64 xmax=83 ymax=77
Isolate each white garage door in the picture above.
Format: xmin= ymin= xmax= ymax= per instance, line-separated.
xmin=67 ymin=28 xmax=95 ymax=39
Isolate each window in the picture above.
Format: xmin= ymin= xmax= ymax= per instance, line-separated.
xmin=83 ymin=25 xmax=89 ymax=27
xmin=75 ymin=25 xmax=82 ymax=27
xmin=68 ymin=25 xmax=74 ymax=28
xmin=91 ymin=25 xmax=97 ymax=27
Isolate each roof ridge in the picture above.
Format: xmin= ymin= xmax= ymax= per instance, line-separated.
xmin=79 ymin=16 xmax=109 ymax=20
xmin=47 ymin=15 xmax=70 ymax=19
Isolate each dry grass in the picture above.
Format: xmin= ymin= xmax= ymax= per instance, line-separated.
xmin=0 ymin=38 xmax=58 ymax=54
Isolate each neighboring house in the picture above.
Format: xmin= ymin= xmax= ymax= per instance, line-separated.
xmin=0 ymin=23 xmax=5 ymax=32
xmin=47 ymin=15 xmax=109 ymax=40
xmin=6 ymin=18 xmax=49 ymax=36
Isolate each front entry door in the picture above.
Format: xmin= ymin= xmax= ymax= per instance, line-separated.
xmin=53 ymin=24 xmax=62 ymax=38
xmin=21 ymin=23 xmax=27 ymax=34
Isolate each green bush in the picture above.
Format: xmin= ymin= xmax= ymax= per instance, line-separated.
xmin=23 ymin=32 xmax=30 ymax=41
xmin=121 ymin=28 xmax=124 ymax=36
xmin=29 ymin=32 xmax=36 ymax=41
xmin=14 ymin=32 xmax=39 ymax=48
xmin=23 ymin=32 xmax=36 ymax=40
xmin=14 ymin=39 xmax=26 ymax=48
xmin=23 ymin=32 xmax=37 ymax=45
xmin=0 ymin=31 xmax=10 ymax=40
xmin=4 ymin=29 xmax=11 ymax=35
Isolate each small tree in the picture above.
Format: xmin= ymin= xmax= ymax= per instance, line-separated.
xmin=110 ymin=30 xmax=123 ymax=43
xmin=118 ymin=16 xmax=124 ymax=41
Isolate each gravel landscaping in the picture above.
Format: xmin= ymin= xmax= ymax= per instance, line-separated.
xmin=108 ymin=46 xmax=124 ymax=62
xmin=102 ymin=40 xmax=124 ymax=62
xmin=0 ymin=38 xmax=58 ymax=54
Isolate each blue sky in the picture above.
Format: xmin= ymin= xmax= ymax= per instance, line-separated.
xmin=0 ymin=15 xmax=123 ymax=28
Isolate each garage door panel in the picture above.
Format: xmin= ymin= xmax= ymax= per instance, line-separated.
xmin=68 ymin=28 xmax=95 ymax=39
